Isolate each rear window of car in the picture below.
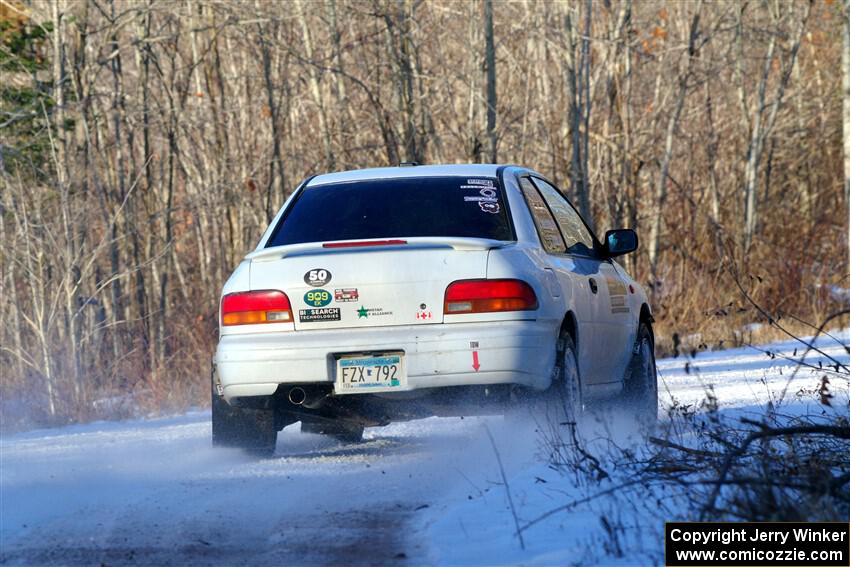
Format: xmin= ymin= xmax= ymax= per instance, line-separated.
xmin=266 ymin=176 xmax=514 ymax=246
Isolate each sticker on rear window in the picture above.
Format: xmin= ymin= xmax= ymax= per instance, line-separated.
xmin=299 ymin=308 xmax=340 ymax=322
xmin=478 ymin=201 xmax=500 ymax=214
xmin=304 ymin=269 xmax=332 ymax=287
xmin=460 ymin=178 xmax=496 ymax=190
xmin=463 ymin=185 xmax=501 ymax=214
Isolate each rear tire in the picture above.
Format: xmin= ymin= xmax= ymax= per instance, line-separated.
xmin=623 ymin=322 xmax=658 ymax=422
xmin=546 ymin=333 xmax=583 ymax=424
xmin=211 ymin=370 xmax=277 ymax=457
xmin=301 ymin=420 xmax=365 ymax=443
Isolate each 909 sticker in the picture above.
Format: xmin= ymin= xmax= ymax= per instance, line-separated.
xmin=304 ymin=289 xmax=332 ymax=307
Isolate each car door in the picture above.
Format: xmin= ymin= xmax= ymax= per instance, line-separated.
xmin=530 ymin=177 xmax=634 ymax=384
xmin=517 ymin=177 xmax=599 ymax=383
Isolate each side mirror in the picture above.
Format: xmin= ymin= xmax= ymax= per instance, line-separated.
xmin=604 ymin=229 xmax=638 ymax=258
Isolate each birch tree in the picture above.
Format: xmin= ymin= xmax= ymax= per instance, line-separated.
xmin=741 ymin=0 xmax=811 ymax=251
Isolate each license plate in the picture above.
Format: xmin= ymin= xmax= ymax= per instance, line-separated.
xmin=335 ymin=354 xmax=406 ymax=394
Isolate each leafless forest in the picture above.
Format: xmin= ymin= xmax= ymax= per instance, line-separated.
xmin=1 ymin=0 xmax=849 ymax=427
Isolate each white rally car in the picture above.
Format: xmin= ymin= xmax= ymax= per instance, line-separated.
xmin=213 ymin=164 xmax=657 ymax=454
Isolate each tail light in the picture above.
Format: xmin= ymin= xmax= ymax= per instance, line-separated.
xmin=444 ymin=279 xmax=538 ymax=314
xmin=221 ymin=290 xmax=292 ymax=326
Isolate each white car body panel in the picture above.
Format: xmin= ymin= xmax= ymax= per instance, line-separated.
xmin=249 ymin=245 xmax=487 ymax=330
xmin=216 ymin=320 xmax=556 ymax=402
xmin=215 ymin=164 xmax=650 ymax=404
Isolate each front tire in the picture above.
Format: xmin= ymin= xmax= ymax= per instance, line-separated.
xmin=623 ymin=322 xmax=658 ymax=422
xmin=211 ymin=370 xmax=277 ymax=456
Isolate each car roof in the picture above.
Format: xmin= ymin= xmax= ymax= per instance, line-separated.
xmin=306 ymin=164 xmax=526 ymax=187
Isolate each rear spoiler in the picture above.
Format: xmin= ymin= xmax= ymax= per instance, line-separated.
xmin=245 ymin=237 xmax=512 ymax=262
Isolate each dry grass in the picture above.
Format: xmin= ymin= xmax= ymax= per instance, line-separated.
xmin=528 ymin=387 xmax=849 ymax=563
xmin=529 ymin=307 xmax=850 ymax=563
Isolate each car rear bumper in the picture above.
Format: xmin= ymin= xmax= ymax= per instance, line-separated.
xmin=214 ymin=321 xmax=556 ymax=402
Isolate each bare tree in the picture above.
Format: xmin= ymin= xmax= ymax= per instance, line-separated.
xmin=843 ymin=0 xmax=850 ymax=276
xmin=0 ymin=0 xmax=846 ymax=426
xmin=741 ymin=0 xmax=811 ymax=251
xmin=295 ymin=0 xmax=335 ymax=170
xmin=647 ymin=1 xmax=702 ymax=287
xmin=484 ymin=0 xmax=497 ymax=163
xmin=563 ymin=2 xmax=592 ymax=227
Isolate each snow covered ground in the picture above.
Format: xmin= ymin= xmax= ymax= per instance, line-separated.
xmin=424 ymin=331 xmax=850 ymax=566
xmin=2 ymin=332 xmax=848 ymax=566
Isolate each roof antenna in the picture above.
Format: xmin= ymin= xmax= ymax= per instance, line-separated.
xmin=398 ymin=161 xmax=419 ymax=167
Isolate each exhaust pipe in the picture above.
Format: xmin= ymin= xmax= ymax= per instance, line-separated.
xmin=287 ymin=386 xmax=328 ymax=408
xmin=288 ymin=387 xmax=307 ymax=405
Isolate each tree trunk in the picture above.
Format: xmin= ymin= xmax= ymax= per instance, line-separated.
xmin=484 ymin=0 xmax=497 ymax=163
xmin=742 ymin=33 xmax=776 ymax=252
xmin=466 ymin=0 xmax=481 ymax=162
xmin=579 ymin=0 xmax=593 ymax=229
xmin=843 ymin=0 xmax=850 ymax=276
xmin=257 ymin=22 xmax=285 ymax=222
xmin=648 ymin=1 xmax=701 ymax=286
xmin=326 ymin=0 xmax=354 ymax=167
xmin=294 ymin=0 xmax=335 ymax=170
xmin=743 ymin=1 xmax=810 ymax=251
xmin=381 ymin=0 xmax=420 ymax=163
xmin=564 ymin=6 xmax=586 ymax=218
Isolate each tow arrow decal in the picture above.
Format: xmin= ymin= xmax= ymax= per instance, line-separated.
xmin=472 ymin=350 xmax=480 ymax=372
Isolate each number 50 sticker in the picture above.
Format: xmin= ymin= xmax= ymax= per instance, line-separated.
xmin=304 ymin=268 xmax=332 ymax=287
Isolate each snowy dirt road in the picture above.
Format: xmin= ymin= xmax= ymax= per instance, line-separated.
xmin=2 ymin=332 xmax=848 ymax=566
xmin=1 ymin=408 xmax=542 ymax=566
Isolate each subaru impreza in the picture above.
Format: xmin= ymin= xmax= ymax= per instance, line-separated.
xmin=212 ymin=164 xmax=657 ymax=454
